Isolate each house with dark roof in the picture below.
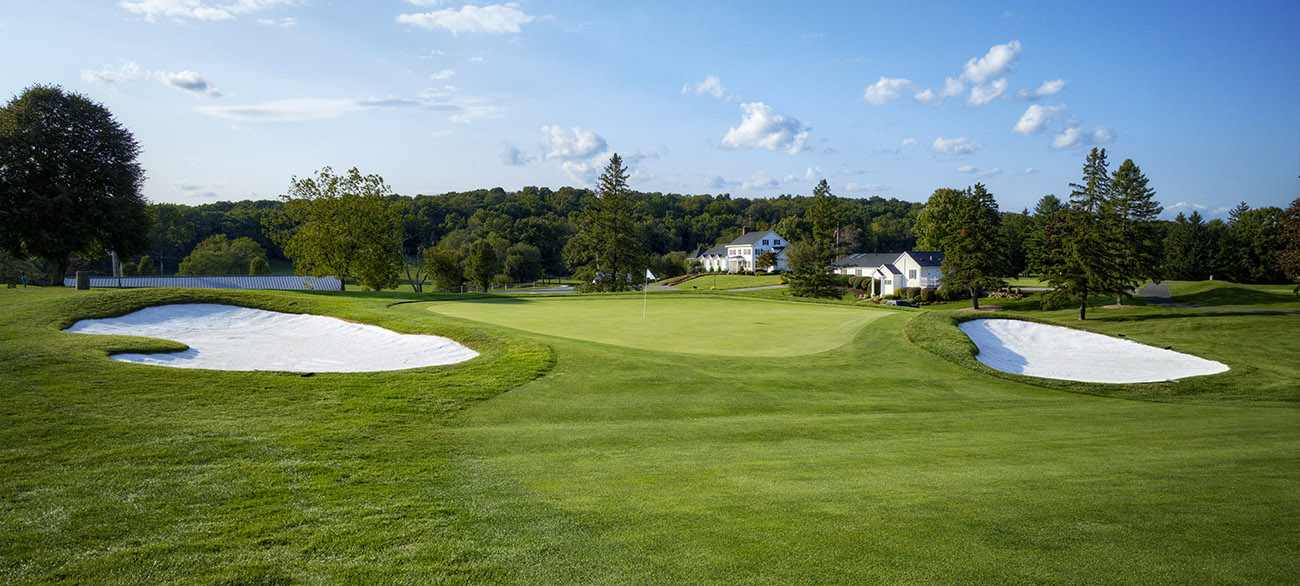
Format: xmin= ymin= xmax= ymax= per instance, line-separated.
xmin=832 ymin=251 xmax=945 ymax=296
xmin=689 ymin=229 xmax=789 ymax=272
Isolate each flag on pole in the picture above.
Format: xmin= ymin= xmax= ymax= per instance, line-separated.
xmin=645 ymin=268 xmax=656 ymax=281
xmin=643 ymin=268 xmax=654 ymax=319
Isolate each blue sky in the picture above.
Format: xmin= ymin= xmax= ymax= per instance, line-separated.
xmin=3 ymin=1 xmax=1297 ymax=218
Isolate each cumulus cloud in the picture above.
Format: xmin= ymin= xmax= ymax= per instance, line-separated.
xmin=742 ymin=171 xmax=778 ymax=190
xmin=501 ymin=144 xmax=537 ymax=166
xmin=682 ymin=74 xmax=727 ymax=100
xmin=1011 ymin=104 xmax=1067 ymax=134
xmin=1051 ymin=125 xmax=1116 ymax=150
xmin=721 ymin=102 xmax=809 ymax=154
xmin=931 ymin=136 xmax=981 ymax=156
xmin=844 ymin=182 xmax=884 ymax=192
xmin=429 ymin=68 xmax=455 ymax=80
xmin=1016 ymin=78 xmax=1066 ymax=100
xmin=805 ymin=167 xmax=822 ymax=182
xmin=256 ymin=17 xmax=296 ymax=26
xmin=913 ymin=77 xmax=964 ymax=105
xmin=120 ymin=0 xmax=300 ymax=22
xmin=1021 ymin=168 xmax=1037 ymax=175
xmin=967 ymin=78 xmax=1007 ymax=106
xmin=956 ymin=165 xmax=976 ymax=173
xmin=863 ymin=76 xmax=916 ymax=105
xmin=901 ymin=137 xmax=917 ymax=147
xmin=397 ymin=3 xmax=533 ymax=34
xmin=961 ymin=40 xmax=1021 ymax=84
xmin=81 ymin=61 xmax=145 ymax=84
xmin=704 ymin=174 xmax=732 ymax=190
xmin=541 ymin=126 xmax=607 ymax=160
xmin=159 ymin=70 xmax=221 ymax=96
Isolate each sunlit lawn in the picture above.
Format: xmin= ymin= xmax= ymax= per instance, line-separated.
xmin=673 ymin=273 xmax=785 ymax=290
xmin=1170 ymin=280 xmax=1300 ymax=310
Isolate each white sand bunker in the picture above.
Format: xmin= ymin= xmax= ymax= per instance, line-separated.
xmin=64 ymin=303 xmax=478 ymax=372
xmin=958 ymin=319 xmax=1228 ymax=383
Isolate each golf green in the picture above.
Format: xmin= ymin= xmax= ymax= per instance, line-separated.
xmin=420 ymin=295 xmax=889 ymax=356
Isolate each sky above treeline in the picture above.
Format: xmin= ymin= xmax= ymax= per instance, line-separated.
xmin=3 ymin=1 xmax=1298 ymax=217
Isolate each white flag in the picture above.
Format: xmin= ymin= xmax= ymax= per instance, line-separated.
xmin=645 ymin=268 xmax=656 ymax=280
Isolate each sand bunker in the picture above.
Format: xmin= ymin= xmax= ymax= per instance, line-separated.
xmin=63 ymin=304 xmax=478 ymax=372
xmin=958 ymin=319 xmax=1228 ymax=383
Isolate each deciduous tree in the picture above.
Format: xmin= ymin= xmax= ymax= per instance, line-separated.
xmin=177 ymin=234 xmax=269 ymax=276
xmin=465 ymin=239 xmax=499 ymax=292
xmin=0 ymin=85 xmax=150 ymax=283
xmin=264 ymin=167 xmax=402 ymax=291
xmin=1278 ymin=198 xmax=1300 ymax=293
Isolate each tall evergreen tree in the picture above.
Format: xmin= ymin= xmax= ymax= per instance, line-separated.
xmin=787 ymin=179 xmax=842 ymax=298
xmin=1025 ymin=194 xmax=1064 ymax=275
xmin=1162 ymin=211 xmax=1213 ymax=280
xmin=1110 ymin=158 xmax=1163 ymax=304
xmin=564 ymin=154 xmax=647 ymax=292
xmin=1042 ymin=148 xmax=1128 ymax=320
xmin=938 ymin=184 xmax=1004 ymax=309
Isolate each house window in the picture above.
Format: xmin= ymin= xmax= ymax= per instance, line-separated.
xmin=774 ymin=239 xmax=781 ymax=245
xmin=762 ymin=239 xmax=769 ymax=245
xmin=909 ymin=269 xmax=917 ymax=279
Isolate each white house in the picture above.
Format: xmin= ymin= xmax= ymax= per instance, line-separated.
xmin=832 ymin=251 xmax=944 ymax=296
xmin=690 ymin=229 xmax=789 ymax=272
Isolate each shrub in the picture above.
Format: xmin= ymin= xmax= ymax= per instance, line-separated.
xmin=920 ymin=288 xmax=938 ymax=303
xmin=848 ymin=276 xmax=863 ymax=290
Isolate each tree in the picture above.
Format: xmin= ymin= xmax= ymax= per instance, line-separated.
xmin=503 ymin=242 xmax=542 ymax=284
xmin=135 ymin=255 xmax=158 ymax=276
xmin=249 ymin=256 xmax=271 ymax=275
xmin=1042 ymin=148 xmax=1128 ymax=320
xmin=913 ymin=188 xmax=965 ymax=251
xmin=755 ymin=249 xmax=779 ymax=272
xmin=0 ymin=85 xmax=151 ymax=284
xmin=1278 ymin=198 xmax=1300 ymax=293
xmin=1221 ymin=204 xmax=1284 ymax=283
xmin=424 ymin=246 xmax=464 ymax=291
xmin=1025 ymin=194 xmax=1065 ymax=275
xmin=1163 ymin=211 xmax=1214 ymax=281
xmin=264 ymin=167 xmax=402 ymax=291
xmin=937 ymin=184 xmax=1004 ymax=309
xmin=465 ymin=239 xmax=499 ymax=292
xmin=1110 ymin=158 xmax=1163 ymax=304
xmin=787 ymin=180 xmax=842 ymax=298
xmin=177 ymin=234 xmax=269 ymax=275
xmin=564 ymin=154 xmax=646 ymax=292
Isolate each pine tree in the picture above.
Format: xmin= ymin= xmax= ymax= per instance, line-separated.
xmin=1025 ymin=194 xmax=1064 ymax=275
xmin=787 ymin=180 xmax=842 ymax=298
xmin=1042 ymin=148 xmax=1128 ymax=320
xmin=938 ymin=184 xmax=1004 ymax=309
xmin=564 ymin=154 xmax=646 ymax=292
xmin=1110 ymin=158 xmax=1163 ymax=304
xmin=1163 ymin=211 xmax=1213 ymax=280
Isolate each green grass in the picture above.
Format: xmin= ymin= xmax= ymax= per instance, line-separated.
xmin=673 ymin=273 xmax=785 ymax=290
xmin=1170 ymin=280 xmax=1300 ymax=310
xmin=1003 ymin=276 xmax=1049 ymax=287
xmin=421 ymin=295 xmax=883 ymax=356
xmin=2 ymin=287 xmax=1297 ymax=584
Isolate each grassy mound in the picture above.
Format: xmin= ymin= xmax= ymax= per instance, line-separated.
xmin=1170 ymin=280 xmax=1300 ymax=310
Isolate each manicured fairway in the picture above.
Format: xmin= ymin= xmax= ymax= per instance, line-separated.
xmin=3 ymin=287 xmax=1298 ymax=584
xmin=1170 ymin=280 xmax=1300 ymax=310
xmin=673 ymin=273 xmax=785 ymax=290
xmin=421 ymin=295 xmax=884 ymax=356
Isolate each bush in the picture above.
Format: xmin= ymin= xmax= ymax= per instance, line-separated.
xmin=848 ymin=276 xmax=864 ymax=290
xmin=920 ymin=287 xmax=937 ymax=303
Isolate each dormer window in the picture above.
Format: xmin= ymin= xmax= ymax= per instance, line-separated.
xmin=774 ymin=239 xmax=781 ymax=245
xmin=762 ymin=239 xmax=769 ymax=245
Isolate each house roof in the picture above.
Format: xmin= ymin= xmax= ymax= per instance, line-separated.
xmin=903 ymin=251 xmax=945 ymax=267
xmin=727 ymin=230 xmax=782 ymax=246
xmin=701 ymin=244 xmax=728 ymax=257
xmin=881 ymin=264 xmax=902 ymax=275
xmin=833 ymin=252 xmax=902 ymax=268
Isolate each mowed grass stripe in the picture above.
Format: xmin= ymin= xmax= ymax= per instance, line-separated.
xmin=420 ymin=295 xmax=886 ymax=356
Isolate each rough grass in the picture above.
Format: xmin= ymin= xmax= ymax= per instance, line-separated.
xmin=2 ymin=287 xmax=1297 ymax=584
xmin=1170 ymin=280 xmax=1300 ymax=310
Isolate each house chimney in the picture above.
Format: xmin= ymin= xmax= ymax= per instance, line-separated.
xmin=742 ymin=226 xmax=748 ymax=235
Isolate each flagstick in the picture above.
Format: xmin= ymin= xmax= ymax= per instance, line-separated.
xmin=643 ymin=272 xmax=648 ymax=319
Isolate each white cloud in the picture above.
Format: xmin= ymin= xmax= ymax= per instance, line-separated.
xmin=81 ymin=61 xmax=145 ymax=84
xmin=967 ymin=78 xmax=1007 ymax=106
xmin=397 ymin=3 xmax=533 ymax=35
xmin=901 ymin=138 xmax=917 ymax=147
xmin=863 ymin=76 xmax=916 ymax=105
xmin=501 ymin=144 xmax=536 ymax=166
xmin=682 ymin=75 xmax=726 ymax=100
xmin=120 ymin=0 xmax=299 ymax=22
xmin=980 ymin=167 xmax=1002 ymax=177
xmin=159 ymin=70 xmax=221 ymax=97
xmin=721 ymin=102 xmax=809 ymax=154
xmin=804 ymin=167 xmax=822 ymax=182
xmin=931 ymin=136 xmax=981 ymax=156
xmin=1016 ymin=78 xmax=1066 ymax=100
xmin=956 ymin=165 xmax=975 ymax=173
xmin=844 ymin=182 xmax=884 ymax=192
xmin=256 ymin=16 xmax=296 ymax=26
xmin=913 ymin=77 xmax=964 ymax=104
xmin=742 ymin=171 xmax=778 ymax=190
xmin=839 ymin=167 xmax=864 ymax=175
xmin=1051 ymin=125 xmax=1116 ymax=149
xmin=705 ymin=174 xmax=731 ymax=190
xmin=196 ymin=94 xmax=499 ymax=122
xmin=429 ymin=68 xmax=455 ymax=80
xmin=1021 ymin=168 xmax=1037 ymax=175
xmin=541 ymin=126 xmax=607 ymax=160
xmin=961 ymin=40 xmax=1021 ymax=84
xmin=1012 ymin=104 xmax=1067 ymax=134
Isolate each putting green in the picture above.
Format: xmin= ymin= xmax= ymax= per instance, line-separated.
xmin=420 ymin=295 xmax=888 ymax=356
